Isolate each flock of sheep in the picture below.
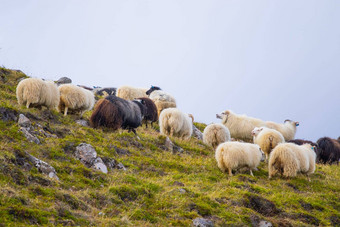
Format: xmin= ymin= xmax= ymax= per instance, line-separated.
xmin=16 ymin=77 xmax=340 ymax=180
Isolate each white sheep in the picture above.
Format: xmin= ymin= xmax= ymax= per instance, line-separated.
xmin=116 ymin=85 xmax=148 ymax=100
xmin=203 ymin=123 xmax=231 ymax=149
xmin=215 ymin=141 xmax=264 ymax=176
xmin=266 ymin=120 xmax=299 ymax=141
xmin=268 ymin=143 xmax=316 ymax=180
xmin=16 ymin=78 xmax=60 ymax=109
xmin=159 ymin=108 xmax=193 ymax=140
xmin=58 ymin=84 xmax=95 ymax=116
xmin=251 ymin=127 xmax=285 ymax=160
xmin=216 ymin=110 xmax=266 ymax=142
xmin=146 ymin=86 xmax=176 ymax=116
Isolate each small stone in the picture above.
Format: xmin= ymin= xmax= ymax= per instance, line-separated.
xmin=92 ymin=157 xmax=108 ymax=174
xmin=18 ymin=114 xmax=31 ymax=127
xmin=179 ymin=188 xmax=186 ymax=194
xmin=56 ymin=77 xmax=72 ymax=85
xmin=117 ymin=163 xmax=127 ymax=171
xmin=27 ymin=153 xmax=59 ymax=180
xmin=192 ymin=218 xmax=214 ymax=227
xmin=259 ymin=220 xmax=273 ymax=227
xmin=165 ymin=137 xmax=174 ymax=151
xmin=75 ymin=120 xmax=89 ymax=127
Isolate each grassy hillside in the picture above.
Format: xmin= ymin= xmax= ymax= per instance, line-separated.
xmin=0 ymin=67 xmax=339 ymax=226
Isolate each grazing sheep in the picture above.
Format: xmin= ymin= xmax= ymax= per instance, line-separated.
xmin=90 ymin=95 xmax=146 ymax=134
xmin=16 ymin=78 xmax=60 ymax=109
xmin=316 ymin=137 xmax=340 ymax=164
xmin=266 ymin=120 xmax=299 ymax=141
xmin=268 ymin=143 xmax=316 ymax=179
xmin=216 ymin=110 xmax=299 ymax=142
xmin=215 ymin=141 xmax=264 ymax=176
xmin=58 ymin=84 xmax=95 ymax=116
xmin=146 ymin=86 xmax=176 ymax=116
xmin=93 ymin=87 xmax=117 ymax=97
xmin=159 ymin=108 xmax=193 ymax=140
xmin=252 ymin=127 xmax=285 ymax=160
xmin=203 ymin=123 xmax=231 ymax=149
xmin=116 ymin=85 xmax=148 ymax=100
xmin=288 ymin=139 xmax=320 ymax=161
xmin=216 ymin=110 xmax=266 ymax=142
xmin=137 ymin=97 xmax=158 ymax=127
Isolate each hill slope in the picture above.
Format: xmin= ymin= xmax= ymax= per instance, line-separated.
xmin=0 ymin=67 xmax=339 ymax=226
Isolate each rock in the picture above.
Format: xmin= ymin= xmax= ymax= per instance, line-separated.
xmin=179 ymin=188 xmax=186 ymax=194
xmin=27 ymin=153 xmax=59 ymax=180
xmin=18 ymin=114 xmax=31 ymax=127
xmin=102 ymin=157 xmax=118 ymax=169
xmin=92 ymin=157 xmax=108 ymax=174
xmin=117 ymin=163 xmax=127 ymax=171
xmin=165 ymin=137 xmax=184 ymax=154
xmin=192 ymin=218 xmax=214 ymax=227
xmin=93 ymin=87 xmax=117 ymax=96
xmin=112 ymin=146 xmax=131 ymax=155
xmin=75 ymin=143 xmax=97 ymax=166
xmin=56 ymin=77 xmax=72 ymax=85
xmin=75 ymin=143 xmax=109 ymax=174
xmin=192 ymin=125 xmax=203 ymax=140
xmin=20 ymin=127 xmax=40 ymax=144
xmin=75 ymin=120 xmax=89 ymax=127
xmin=0 ymin=107 xmax=18 ymax=121
xmin=259 ymin=220 xmax=273 ymax=227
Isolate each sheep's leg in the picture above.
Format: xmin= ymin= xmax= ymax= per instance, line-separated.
xmin=250 ymin=169 xmax=254 ymax=177
xmin=228 ymin=168 xmax=233 ymax=177
xmin=26 ymin=102 xmax=30 ymax=109
xmin=64 ymin=107 xmax=68 ymax=116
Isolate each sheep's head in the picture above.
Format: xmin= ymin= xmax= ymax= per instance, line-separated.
xmin=216 ymin=110 xmax=230 ymax=123
xmin=146 ymin=85 xmax=161 ymax=96
xmin=134 ymin=98 xmax=147 ymax=118
xmin=251 ymin=127 xmax=263 ymax=136
xmin=284 ymin=119 xmax=299 ymax=127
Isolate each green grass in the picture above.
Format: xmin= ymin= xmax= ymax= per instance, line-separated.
xmin=0 ymin=67 xmax=339 ymax=226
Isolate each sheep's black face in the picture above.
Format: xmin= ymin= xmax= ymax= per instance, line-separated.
xmin=146 ymin=86 xmax=161 ymax=95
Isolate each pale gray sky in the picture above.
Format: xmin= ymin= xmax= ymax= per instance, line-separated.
xmin=1 ymin=0 xmax=339 ymax=141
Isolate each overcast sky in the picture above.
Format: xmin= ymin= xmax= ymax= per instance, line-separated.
xmin=1 ymin=0 xmax=339 ymax=141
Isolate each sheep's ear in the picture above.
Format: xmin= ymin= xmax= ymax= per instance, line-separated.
xmin=295 ymin=122 xmax=300 ymax=126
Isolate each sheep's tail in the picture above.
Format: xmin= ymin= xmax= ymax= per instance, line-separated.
xmin=269 ymin=147 xmax=298 ymax=178
xmin=16 ymin=82 xmax=24 ymax=105
xmin=90 ymin=99 xmax=122 ymax=130
xmin=215 ymin=145 xmax=227 ymax=172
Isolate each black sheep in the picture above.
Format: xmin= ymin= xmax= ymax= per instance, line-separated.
xmin=90 ymin=95 xmax=146 ymax=134
xmin=316 ymin=137 xmax=340 ymax=164
xmin=136 ymin=97 xmax=158 ymax=127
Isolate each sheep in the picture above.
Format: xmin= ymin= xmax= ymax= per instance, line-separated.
xmin=268 ymin=143 xmax=316 ymax=180
xmin=146 ymin=86 xmax=176 ymax=116
xmin=58 ymin=84 xmax=95 ymax=116
xmin=216 ymin=110 xmax=266 ymax=142
xmin=288 ymin=139 xmax=320 ymax=161
xmin=251 ymin=127 xmax=285 ymax=161
xmin=316 ymin=137 xmax=340 ymax=164
xmin=159 ymin=108 xmax=193 ymax=140
xmin=215 ymin=141 xmax=264 ymax=176
xmin=16 ymin=78 xmax=60 ymax=110
xmin=116 ymin=85 xmax=148 ymax=100
xmin=266 ymin=119 xmax=299 ymax=141
xmin=90 ymin=95 xmax=146 ymax=134
xmin=216 ymin=110 xmax=299 ymax=142
xmin=136 ymin=97 xmax=158 ymax=127
xmin=203 ymin=123 xmax=231 ymax=149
